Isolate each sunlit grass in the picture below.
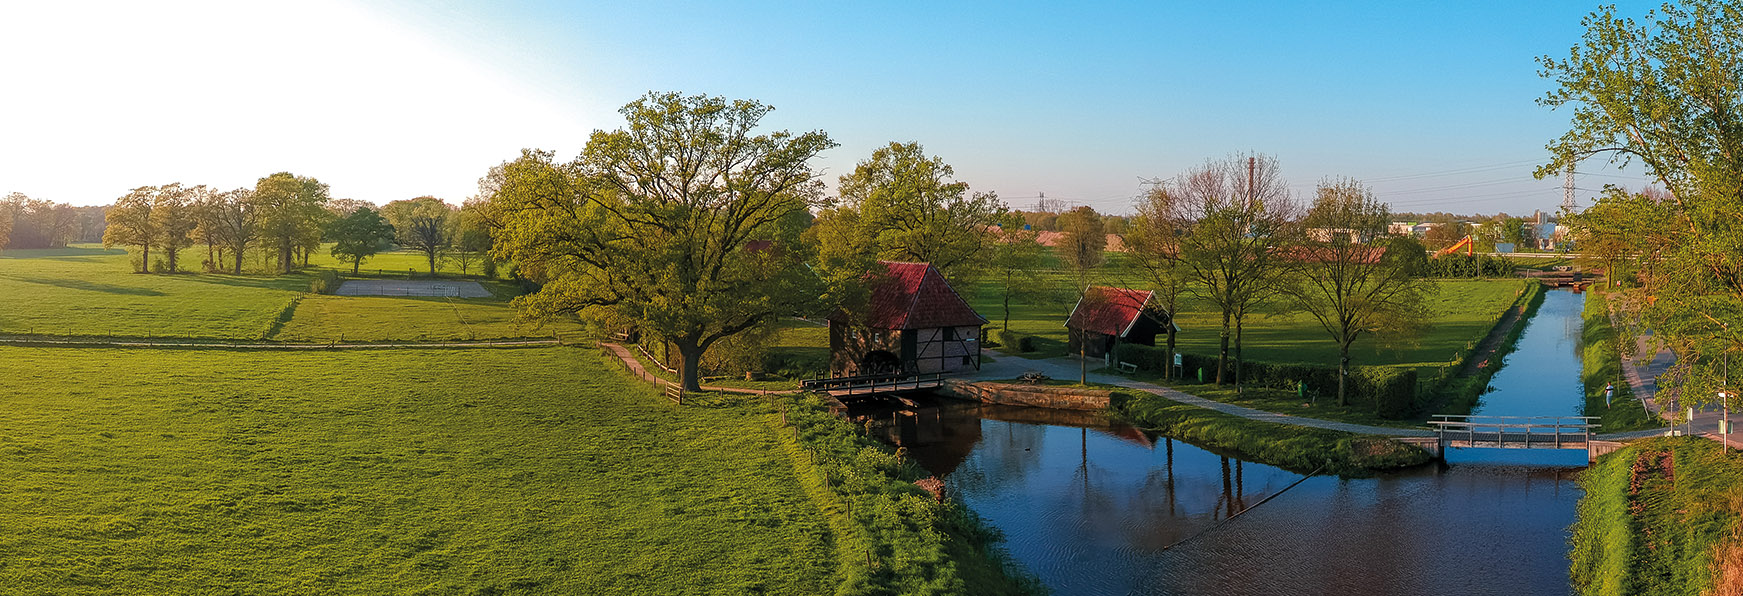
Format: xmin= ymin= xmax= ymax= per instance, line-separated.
xmin=0 ymin=346 xmax=838 ymax=594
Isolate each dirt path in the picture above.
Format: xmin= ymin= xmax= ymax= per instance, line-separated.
xmin=1456 ymin=301 xmax=1528 ymax=377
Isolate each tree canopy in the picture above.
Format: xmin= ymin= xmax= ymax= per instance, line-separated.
xmin=254 ymin=173 xmax=330 ymax=273
xmin=811 ymin=141 xmax=1005 ymax=282
xmin=381 ymin=197 xmax=453 ymax=276
xmin=485 ymin=92 xmax=836 ymax=391
xmin=1540 ymin=0 xmax=1743 ymax=407
xmin=327 ymin=206 xmax=396 ymax=274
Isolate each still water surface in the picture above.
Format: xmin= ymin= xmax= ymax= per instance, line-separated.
xmin=883 ymin=291 xmax=1590 ymax=595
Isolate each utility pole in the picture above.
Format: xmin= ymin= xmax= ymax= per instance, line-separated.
xmin=1563 ymin=163 xmax=1578 ymax=212
xmin=1247 ymin=157 xmax=1256 ymax=211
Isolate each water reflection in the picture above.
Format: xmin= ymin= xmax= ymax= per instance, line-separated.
xmin=1472 ymin=290 xmax=1586 ymax=418
xmin=873 ymin=400 xmax=1581 ymax=595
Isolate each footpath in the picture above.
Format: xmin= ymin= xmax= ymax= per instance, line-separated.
xmin=1604 ymin=313 xmax=1739 ymax=447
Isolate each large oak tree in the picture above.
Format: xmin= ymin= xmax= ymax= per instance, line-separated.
xmin=253 ymin=172 xmax=330 ymax=274
xmin=809 ymin=141 xmax=1005 ymax=282
xmin=486 ymin=92 xmax=835 ymax=391
xmin=381 ymin=196 xmax=452 ymax=275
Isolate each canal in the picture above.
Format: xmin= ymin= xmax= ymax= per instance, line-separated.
xmin=881 ymin=290 xmax=1590 ymax=595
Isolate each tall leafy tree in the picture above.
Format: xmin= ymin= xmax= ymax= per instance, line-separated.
xmin=451 ymin=199 xmax=493 ymax=276
xmin=1056 ymin=205 xmax=1107 ymax=288
xmin=327 ymin=206 xmax=396 ymax=274
xmin=812 ymin=141 xmax=1005 ymax=281
xmin=486 ymin=91 xmax=835 ymax=391
xmin=204 ymin=188 xmax=258 ymax=275
xmin=0 ymin=193 xmax=16 ymax=251
xmin=149 ymin=183 xmax=200 ymax=273
xmin=1126 ymin=208 xmax=1192 ymax=378
xmin=1280 ymin=179 xmax=1430 ymax=406
xmin=1539 ymin=0 xmax=1743 ymax=410
xmin=104 ymin=186 xmax=158 ymax=272
xmin=253 ymin=172 xmax=330 ymax=274
xmin=381 ymin=196 xmax=453 ymax=276
xmin=1137 ymin=154 xmax=1298 ymax=389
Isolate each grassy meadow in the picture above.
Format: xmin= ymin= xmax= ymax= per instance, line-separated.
xmin=0 ymin=245 xmax=582 ymax=343
xmin=0 ymin=346 xmax=842 ymax=594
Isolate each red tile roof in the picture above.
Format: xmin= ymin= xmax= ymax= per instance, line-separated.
xmin=1066 ymin=286 xmax=1154 ymax=337
xmin=829 ymin=261 xmax=987 ymax=330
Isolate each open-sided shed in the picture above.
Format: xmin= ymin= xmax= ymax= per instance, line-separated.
xmin=1065 ymin=286 xmax=1174 ymax=360
xmin=826 ymin=261 xmax=987 ymax=378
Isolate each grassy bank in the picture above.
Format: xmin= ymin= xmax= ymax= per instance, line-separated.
xmin=1571 ymin=438 xmax=1743 ymax=596
xmin=1109 ymin=389 xmax=1432 ymax=477
xmin=777 ymin=393 xmax=1043 ymax=596
xmin=1581 ymin=290 xmax=1661 ymax=433
xmin=1429 ymin=281 xmax=1545 ymax=414
xmin=0 ymin=346 xmax=842 ymax=594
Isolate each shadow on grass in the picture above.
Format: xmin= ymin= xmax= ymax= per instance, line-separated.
xmin=0 ymin=246 xmax=128 ymax=260
xmin=0 ymin=274 xmax=166 ymax=296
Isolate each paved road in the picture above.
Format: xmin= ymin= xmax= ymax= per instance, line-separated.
xmin=973 ymin=351 xmax=1435 ymax=437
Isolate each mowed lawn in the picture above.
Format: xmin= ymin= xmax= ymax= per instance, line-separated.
xmin=0 ymin=246 xmax=304 ymax=339
xmin=968 ymin=259 xmax=1527 ymax=374
xmin=0 ymin=347 xmax=838 ymax=595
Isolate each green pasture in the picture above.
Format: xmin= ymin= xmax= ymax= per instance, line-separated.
xmin=0 ymin=246 xmax=304 ymax=339
xmin=0 ymin=346 xmax=839 ymax=595
xmin=273 ymin=291 xmax=583 ymax=343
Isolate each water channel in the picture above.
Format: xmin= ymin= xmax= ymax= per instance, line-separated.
xmin=871 ymin=290 xmax=1591 ymax=595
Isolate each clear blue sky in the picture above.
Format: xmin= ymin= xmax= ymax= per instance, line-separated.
xmin=1 ymin=0 xmax=1661 ymax=215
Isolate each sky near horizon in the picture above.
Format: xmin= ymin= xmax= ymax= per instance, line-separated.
xmin=0 ymin=0 xmax=1661 ymax=215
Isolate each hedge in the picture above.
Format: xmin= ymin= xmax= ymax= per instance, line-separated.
xmin=1113 ymin=343 xmax=1418 ymax=419
xmin=997 ymin=329 xmax=1036 ymax=353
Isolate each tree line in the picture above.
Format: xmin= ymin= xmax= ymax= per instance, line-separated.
xmin=0 ymin=193 xmax=105 ymax=250
xmin=100 ymin=174 xmax=491 ymax=276
xmin=481 ymin=92 xmax=1430 ymax=397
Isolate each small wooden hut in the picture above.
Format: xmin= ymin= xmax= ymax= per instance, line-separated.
xmin=1065 ymin=286 xmax=1173 ymax=361
xmin=827 ymin=261 xmax=987 ymax=378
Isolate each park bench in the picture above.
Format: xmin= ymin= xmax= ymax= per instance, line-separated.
xmin=1117 ymin=361 xmax=1138 ymax=373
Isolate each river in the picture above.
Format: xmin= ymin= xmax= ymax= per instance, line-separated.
xmin=875 ymin=290 xmax=1590 ymax=595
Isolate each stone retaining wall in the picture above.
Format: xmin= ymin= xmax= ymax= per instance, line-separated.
xmin=939 ymin=379 xmax=1111 ymax=411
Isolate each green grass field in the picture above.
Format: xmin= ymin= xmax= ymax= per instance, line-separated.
xmin=0 ymin=246 xmax=305 ymax=339
xmin=0 ymin=346 xmax=841 ymax=595
xmin=273 ymin=292 xmax=583 ymax=343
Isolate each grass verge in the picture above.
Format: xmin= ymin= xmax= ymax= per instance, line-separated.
xmin=1581 ymin=290 xmax=1661 ymax=433
xmin=1571 ymin=437 xmax=1743 ymax=596
xmin=1109 ymin=389 xmax=1432 ymax=477
xmin=1431 ymin=281 xmax=1545 ymax=414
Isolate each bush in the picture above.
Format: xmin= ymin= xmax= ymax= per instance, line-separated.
xmin=309 ymin=270 xmax=343 ymax=295
xmin=997 ymin=329 xmax=1036 ymax=353
xmin=1113 ymin=343 xmax=1419 ymax=418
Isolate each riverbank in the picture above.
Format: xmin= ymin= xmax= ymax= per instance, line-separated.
xmin=778 ymin=392 xmax=1044 ymax=595
xmin=1571 ymin=437 xmax=1742 ymax=596
xmin=1430 ymin=282 xmax=1546 ymax=414
xmin=1581 ymin=290 xmax=1660 ymax=433
xmin=1110 ymin=389 xmax=1432 ymax=477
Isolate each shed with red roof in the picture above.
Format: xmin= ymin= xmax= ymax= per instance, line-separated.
xmin=825 ymin=261 xmax=988 ymax=378
xmin=1065 ymin=286 xmax=1174 ymax=360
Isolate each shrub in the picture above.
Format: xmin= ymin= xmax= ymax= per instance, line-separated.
xmin=309 ymin=270 xmax=343 ymax=295
xmin=997 ymin=329 xmax=1036 ymax=353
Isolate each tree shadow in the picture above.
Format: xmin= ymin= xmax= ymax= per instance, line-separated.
xmin=0 ymin=274 xmax=166 ymax=296
xmin=0 ymin=246 xmax=128 ymax=260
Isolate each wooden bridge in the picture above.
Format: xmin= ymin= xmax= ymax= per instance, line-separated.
xmin=800 ymin=373 xmax=948 ymax=410
xmin=1408 ymin=415 xmax=1621 ymax=462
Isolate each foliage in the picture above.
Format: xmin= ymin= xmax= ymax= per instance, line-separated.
xmin=1055 ymin=205 xmax=1106 ymax=287
xmin=485 ymin=92 xmax=835 ymax=391
xmin=1 ymin=192 xmax=78 ymax=249
xmin=309 ymin=269 xmax=342 ymax=295
xmin=148 ymin=183 xmax=203 ymax=273
xmin=325 ymin=206 xmax=396 ymax=274
xmin=812 ymin=141 xmax=1006 ymax=282
xmin=103 ymin=186 xmax=158 ymax=272
xmin=1134 ymin=153 xmax=1299 ymax=387
xmin=197 ymin=188 xmax=258 ymax=275
xmin=1110 ymin=388 xmax=1432 ymax=477
xmin=1539 ymin=0 xmax=1743 ymax=411
xmin=1570 ymin=438 xmax=1743 ymax=596
xmin=0 ymin=346 xmax=841 ymax=594
xmin=382 ymin=196 xmax=453 ymax=276
xmin=1582 ymin=289 xmax=1663 ymax=433
xmin=997 ymin=329 xmax=1037 ymax=353
xmin=1280 ymin=178 xmax=1431 ymax=405
xmin=451 ymin=198 xmax=493 ymax=276
xmin=253 ymin=172 xmax=331 ymax=273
